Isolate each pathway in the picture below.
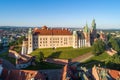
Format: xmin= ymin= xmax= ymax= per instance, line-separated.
xmin=72 ymin=52 xmax=94 ymax=62
xmin=9 ymin=50 xmax=27 ymax=60
xmin=106 ymin=48 xmax=117 ymax=56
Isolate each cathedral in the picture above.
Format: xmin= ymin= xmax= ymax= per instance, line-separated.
xmin=21 ymin=19 xmax=97 ymax=54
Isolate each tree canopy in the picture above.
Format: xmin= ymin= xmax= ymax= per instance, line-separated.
xmin=105 ymin=54 xmax=120 ymax=70
xmin=108 ymin=38 xmax=120 ymax=52
xmin=92 ymin=39 xmax=105 ymax=55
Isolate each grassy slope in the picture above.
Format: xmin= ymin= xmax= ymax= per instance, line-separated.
xmin=25 ymin=47 xmax=92 ymax=70
xmin=85 ymin=52 xmax=110 ymax=62
xmin=82 ymin=52 xmax=110 ymax=68
xmin=31 ymin=47 xmax=92 ymax=59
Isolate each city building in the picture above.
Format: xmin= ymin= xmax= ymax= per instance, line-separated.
xmin=61 ymin=64 xmax=120 ymax=80
xmin=92 ymin=65 xmax=120 ymax=80
xmin=21 ymin=19 xmax=97 ymax=54
xmin=0 ymin=37 xmax=9 ymax=47
xmin=0 ymin=59 xmax=46 ymax=80
xmin=9 ymin=47 xmax=35 ymax=69
xmin=61 ymin=64 xmax=93 ymax=80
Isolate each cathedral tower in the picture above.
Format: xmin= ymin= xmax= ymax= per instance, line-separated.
xmin=83 ymin=23 xmax=91 ymax=47
xmin=90 ymin=19 xmax=97 ymax=45
xmin=27 ymin=28 xmax=33 ymax=54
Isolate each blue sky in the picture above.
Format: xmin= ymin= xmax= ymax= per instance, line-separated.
xmin=0 ymin=0 xmax=120 ymax=29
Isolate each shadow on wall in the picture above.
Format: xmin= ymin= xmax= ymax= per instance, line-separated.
xmin=48 ymin=51 xmax=62 ymax=58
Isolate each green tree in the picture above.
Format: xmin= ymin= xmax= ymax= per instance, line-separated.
xmin=109 ymin=38 xmax=120 ymax=52
xmin=92 ymin=39 xmax=105 ymax=55
xmin=106 ymin=33 xmax=112 ymax=41
xmin=17 ymin=36 xmax=25 ymax=45
xmin=105 ymin=54 xmax=120 ymax=70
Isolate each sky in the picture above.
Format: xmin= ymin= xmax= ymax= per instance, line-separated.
xmin=0 ymin=0 xmax=120 ymax=29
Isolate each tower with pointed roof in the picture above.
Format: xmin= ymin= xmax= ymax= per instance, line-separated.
xmin=83 ymin=23 xmax=91 ymax=47
xmin=27 ymin=28 xmax=33 ymax=54
xmin=90 ymin=19 xmax=97 ymax=45
xmin=91 ymin=19 xmax=96 ymax=31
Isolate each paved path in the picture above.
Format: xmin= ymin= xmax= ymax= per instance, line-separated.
xmin=72 ymin=52 xmax=94 ymax=62
xmin=39 ymin=69 xmax=62 ymax=80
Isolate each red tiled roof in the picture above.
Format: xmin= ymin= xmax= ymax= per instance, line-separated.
xmin=33 ymin=26 xmax=72 ymax=35
xmin=1 ymin=68 xmax=46 ymax=80
xmin=61 ymin=64 xmax=78 ymax=80
xmin=109 ymin=69 xmax=120 ymax=79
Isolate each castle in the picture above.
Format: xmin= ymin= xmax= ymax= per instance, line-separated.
xmin=21 ymin=19 xmax=97 ymax=54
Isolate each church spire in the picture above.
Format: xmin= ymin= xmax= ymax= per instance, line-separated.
xmin=91 ymin=19 xmax=96 ymax=30
xmin=83 ymin=23 xmax=89 ymax=33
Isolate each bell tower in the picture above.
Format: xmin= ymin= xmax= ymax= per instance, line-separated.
xmin=83 ymin=23 xmax=91 ymax=47
xmin=90 ymin=19 xmax=97 ymax=45
xmin=27 ymin=28 xmax=33 ymax=54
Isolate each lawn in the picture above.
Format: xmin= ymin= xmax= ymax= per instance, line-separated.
xmin=85 ymin=52 xmax=110 ymax=62
xmin=24 ymin=62 xmax=63 ymax=70
xmin=30 ymin=47 xmax=92 ymax=59
xmin=25 ymin=47 xmax=92 ymax=70
xmin=81 ymin=52 xmax=110 ymax=68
